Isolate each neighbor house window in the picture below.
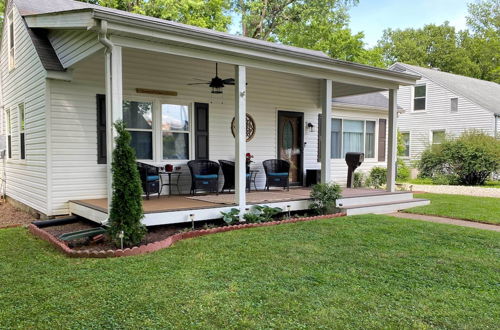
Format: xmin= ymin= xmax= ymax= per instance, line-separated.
xmin=450 ymin=98 xmax=458 ymax=113
xmin=162 ymin=104 xmax=190 ymax=160
xmin=123 ymin=100 xmax=153 ymax=160
xmin=413 ymin=85 xmax=426 ymax=111
xmin=399 ymin=132 xmax=410 ymax=157
xmin=8 ymin=11 xmax=15 ymax=70
xmin=19 ymin=103 xmax=25 ymax=160
xmin=331 ymin=119 xmax=376 ymax=159
xmin=431 ymin=130 xmax=445 ymax=146
xmin=5 ymin=109 xmax=11 ymax=159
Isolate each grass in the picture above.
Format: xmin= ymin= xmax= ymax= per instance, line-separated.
xmin=1 ymin=215 xmax=499 ymax=329
xmin=405 ymin=193 xmax=500 ymax=224
xmin=399 ymin=178 xmax=500 ymax=188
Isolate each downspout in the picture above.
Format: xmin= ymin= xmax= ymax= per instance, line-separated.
xmin=97 ymin=20 xmax=114 ymax=222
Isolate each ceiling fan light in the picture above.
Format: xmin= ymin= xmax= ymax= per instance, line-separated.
xmin=211 ymin=86 xmax=223 ymax=94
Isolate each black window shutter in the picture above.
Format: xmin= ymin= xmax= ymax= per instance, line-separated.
xmin=317 ymin=114 xmax=322 ymax=162
xmin=378 ymin=119 xmax=386 ymax=162
xmin=194 ymin=102 xmax=209 ymax=160
xmin=96 ymin=94 xmax=107 ymax=164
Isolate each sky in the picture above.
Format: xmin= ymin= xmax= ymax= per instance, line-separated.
xmin=229 ymin=0 xmax=470 ymax=47
xmin=349 ymin=0 xmax=470 ymax=47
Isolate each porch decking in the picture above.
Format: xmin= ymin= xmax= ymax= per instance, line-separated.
xmin=69 ymin=188 xmax=429 ymax=226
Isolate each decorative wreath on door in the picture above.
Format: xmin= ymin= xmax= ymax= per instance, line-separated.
xmin=231 ymin=114 xmax=256 ymax=142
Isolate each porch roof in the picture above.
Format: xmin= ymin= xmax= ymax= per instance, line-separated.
xmin=17 ymin=0 xmax=420 ymax=95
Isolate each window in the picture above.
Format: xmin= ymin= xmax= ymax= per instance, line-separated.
xmin=123 ymin=100 xmax=153 ymax=160
xmin=19 ymin=104 xmax=25 ymax=159
xmin=399 ymin=132 xmax=410 ymax=157
xmin=413 ymin=85 xmax=426 ymax=111
xmin=8 ymin=11 xmax=15 ymax=70
xmin=431 ymin=130 xmax=445 ymax=146
xmin=450 ymin=98 xmax=458 ymax=113
xmin=5 ymin=109 xmax=11 ymax=159
xmin=162 ymin=104 xmax=190 ymax=160
xmin=331 ymin=119 xmax=376 ymax=159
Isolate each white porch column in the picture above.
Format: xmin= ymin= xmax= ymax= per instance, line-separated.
xmin=105 ymin=46 xmax=123 ymax=211
xmin=386 ymin=88 xmax=398 ymax=192
xmin=320 ymin=79 xmax=332 ymax=183
xmin=234 ymin=65 xmax=247 ymax=211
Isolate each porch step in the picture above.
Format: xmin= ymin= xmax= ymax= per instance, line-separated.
xmin=341 ymin=198 xmax=430 ymax=216
xmin=336 ymin=192 xmax=414 ymax=208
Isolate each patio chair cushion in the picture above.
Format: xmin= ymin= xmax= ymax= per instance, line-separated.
xmin=146 ymin=175 xmax=160 ymax=182
xmin=194 ymin=174 xmax=218 ymax=179
xmin=246 ymin=173 xmax=251 ymax=177
xmin=268 ymin=172 xmax=289 ymax=177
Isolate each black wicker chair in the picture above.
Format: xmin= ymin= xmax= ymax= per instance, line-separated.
xmin=187 ymin=160 xmax=220 ymax=195
xmin=137 ymin=162 xmax=160 ymax=199
xmin=263 ymin=159 xmax=290 ymax=191
xmin=219 ymin=160 xmax=251 ymax=193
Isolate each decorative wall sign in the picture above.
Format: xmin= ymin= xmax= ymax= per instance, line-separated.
xmin=231 ymin=114 xmax=256 ymax=142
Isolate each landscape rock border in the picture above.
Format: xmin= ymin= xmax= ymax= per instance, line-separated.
xmin=28 ymin=212 xmax=346 ymax=258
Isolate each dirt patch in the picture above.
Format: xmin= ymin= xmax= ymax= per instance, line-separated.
xmin=0 ymin=201 xmax=35 ymax=228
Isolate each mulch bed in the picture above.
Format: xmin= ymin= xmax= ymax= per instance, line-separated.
xmin=0 ymin=201 xmax=35 ymax=228
xmin=29 ymin=212 xmax=346 ymax=258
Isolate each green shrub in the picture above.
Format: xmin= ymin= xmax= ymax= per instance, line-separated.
xmin=368 ymin=167 xmax=387 ymax=188
xmin=108 ymin=121 xmax=146 ymax=247
xmin=353 ymin=172 xmax=365 ymax=188
xmin=253 ymin=205 xmax=282 ymax=222
xmin=418 ymin=131 xmax=500 ymax=185
xmin=221 ymin=208 xmax=240 ymax=225
xmin=309 ymin=183 xmax=342 ymax=215
xmin=396 ymin=159 xmax=410 ymax=181
xmin=242 ymin=212 xmax=263 ymax=223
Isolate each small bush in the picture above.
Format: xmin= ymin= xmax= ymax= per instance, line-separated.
xmin=353 ymin=172 xmax=365 ymax=188
xmin=368 ymin=167 xmax=387 ymax=188
xmin=221 ymin=208 xmax=240 ymax=225
xmin=309 ymin=183 xmax=342 ymax=215
xmin=418 ymin=131 xmax=500 ymax=185
xmin=242 ymin=212 xmax=263 ymax=223
xmin=396 ymin=159 xmax=410 ymax=181
xmin=253 ymin=205 xmax=282 ymax=222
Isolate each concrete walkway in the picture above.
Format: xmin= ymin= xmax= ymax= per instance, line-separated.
xmin=400 ymin=183 xmax=500 ymax=198
xmin=390 ymin=212 xmax=500 ymax=232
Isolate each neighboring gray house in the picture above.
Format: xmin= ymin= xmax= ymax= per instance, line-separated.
xmin=390 ymin=63 xmax=500 ymax=167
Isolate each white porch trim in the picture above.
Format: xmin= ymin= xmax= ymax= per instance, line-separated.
xmin=320 ymin=79 xmax=332 ymax=183
xmin=235 ymin=65 xmax=247 ymax=213
xmin=386 ymin=88 xmax=398 ymax=192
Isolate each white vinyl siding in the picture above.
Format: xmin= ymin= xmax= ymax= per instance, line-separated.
xmin=48 ymin=30 xmax=103 ymax=68
xmin=0 ymin=6 xmax=48 ymax=214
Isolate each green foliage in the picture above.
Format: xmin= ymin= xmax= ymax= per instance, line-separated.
xmin=353 ymin=171 xmax=364 ymax=188
xmin=77 ymin=0 xmax=232 ymax=31
xmin=418 ymin=131 xmax=500 ymax=186
xmin=253 ymin=205 xmax=282 ymax=222
xmin=309 ymin=183 xmax=342 ymax=215
xmin=242 ymin=212 xmax=263 ymax=223
xmin=108 ymin=121 xmax=146 ymax=247
xmin=396 ymin=159 xmax=410 ymax=181
xmin=221 ymin=208 xmax=240 ymax=225
xmin=368 ymin=167 xmax=387 ymax=188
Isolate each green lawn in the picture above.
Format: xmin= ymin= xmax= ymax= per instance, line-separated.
xmin=406 ymin=193 xmax=500 ymax=224
xmin=1 ymin=215 xmax=499 ymax=329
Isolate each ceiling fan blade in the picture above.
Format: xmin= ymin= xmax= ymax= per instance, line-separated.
xmin=187 ymin=82 xmax=210 ymax=85
xmin=222 ymin=78 xmax=235 ymax=85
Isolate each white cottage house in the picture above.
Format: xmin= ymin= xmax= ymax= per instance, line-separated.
xmin=0 ymin=0 xmax=428 ymax=224
xmin=391 ymin=63 xmax=500 ymax=167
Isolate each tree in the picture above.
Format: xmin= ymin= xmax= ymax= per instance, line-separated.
xmin=77 ymin=0 xmax=232 ymax=31
xmin=108 ymin=121 xmax=146 ymax=248
xmin=233 ymin=0 xmax=383 ymax=66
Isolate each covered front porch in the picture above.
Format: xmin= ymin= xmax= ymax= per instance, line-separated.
xmin=69 ymin=188 xmax=428 ymax=226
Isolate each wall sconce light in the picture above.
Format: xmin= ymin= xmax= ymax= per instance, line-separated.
xmin=189 ymin=214 xmax=195 ymax=230
xmin=307 ymin=122 xmax=315 ymax=132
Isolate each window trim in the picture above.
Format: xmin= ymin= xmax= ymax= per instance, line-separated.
xmin=430 ymin=129 xmax=446 ymax=146
xmin=18 ymin=103 xmax=25 ymax=160
xmin=399 ymin=131 xmax=411 ymax=158
xmin=5 ymin=108 xmax=12 ymax=159
xmin=160 ymin=102 xmax=193 ymax=161
xmin=330 ymin=117 xmax=377 ymax=160
xmin=412 ymin=84 xmax=427 ymax=112
xmin=7 ymin=10 xmax=15 ymax=71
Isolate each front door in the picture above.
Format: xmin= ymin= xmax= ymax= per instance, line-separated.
xmin=277 ymin=111 xmax=304 ymax=185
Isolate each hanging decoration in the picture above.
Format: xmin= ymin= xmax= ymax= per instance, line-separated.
xmin=231 ymin=114 xmax=256 ymax=142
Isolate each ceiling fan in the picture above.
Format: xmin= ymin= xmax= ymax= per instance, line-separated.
xmin=187 ymin=63 xmax=235 ymax=94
